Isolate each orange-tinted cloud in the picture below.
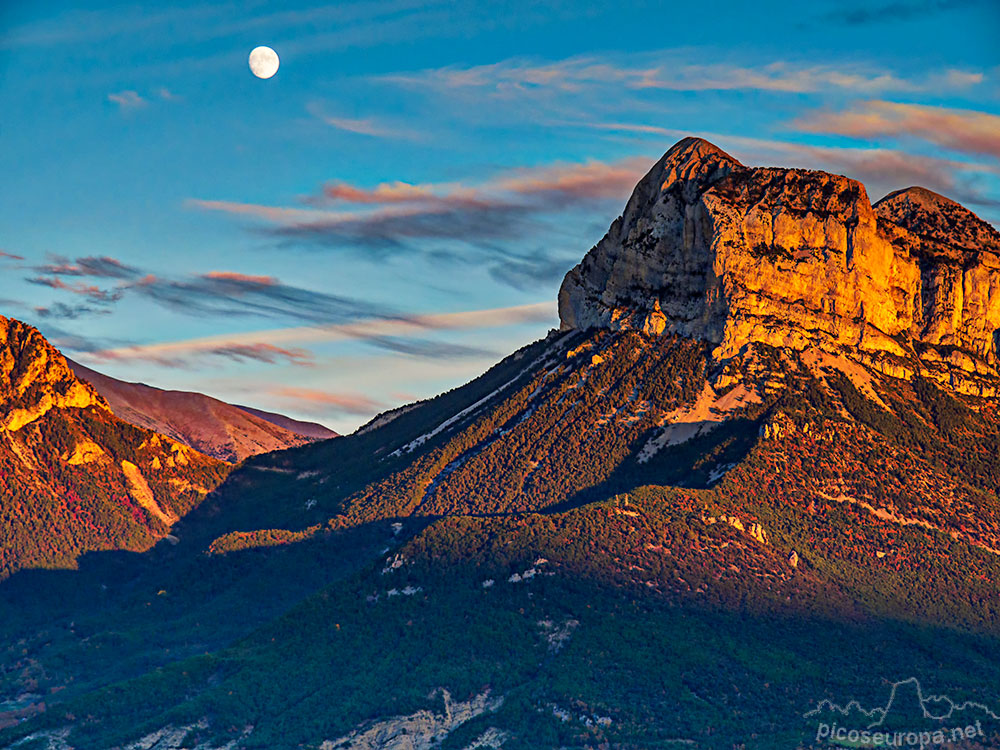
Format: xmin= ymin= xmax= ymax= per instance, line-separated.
xmin=794 ymin=101 xmax=1000 ymax=161
xmin=188 ymin=156 xmax=647 ymax=286
xmin=495 ymin=157 xmax=650 ymax=201
xmin=322 ymin=181 xmax=439 ymax=204
xmin=203 ymin=271 xmax=278 ymax=285
xmin=270 ymin=386 xmax=383 ymax=416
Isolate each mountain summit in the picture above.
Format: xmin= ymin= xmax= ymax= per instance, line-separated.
xmin=560 ymin=137 xmax=1000 ymax=395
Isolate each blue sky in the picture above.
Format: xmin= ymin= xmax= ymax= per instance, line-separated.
xmin=1 ymin=0 xmax=998 ymax=432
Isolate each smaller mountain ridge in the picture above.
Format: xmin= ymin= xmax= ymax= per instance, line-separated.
xmin=875 ymin=186 xmax=1000 ymax=255
xmin=68 ymin=360 xmax=337 ymax=462
xmin=233 ymin=403 xmax=336 ymax=441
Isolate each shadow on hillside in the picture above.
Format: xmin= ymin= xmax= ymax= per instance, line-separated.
xmin=5 ymin=555 xmax=1000 ymax=750
xmin=0 ymin=515 xmax=405 ymax=706
xmin=545 ymin=416 xmax=762 ymax=515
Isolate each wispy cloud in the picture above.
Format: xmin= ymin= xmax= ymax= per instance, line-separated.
xmin=189 ymin=156 xmax=647 ymax=287
xmin=34 ymin=255 xmax=142 ymax=279
xmin=202 ymin=271 xmax=278 ymax=285
xmin=81 ymin=302 xmax=555 ymax=363
xmin=380 ymin=53 xmax=984 ymax=96
xmin=130 ymin=271 xmax=391 ymax=324
xmin=269 ymin=386 xmax=384 ymax=417
xmin=492 ymin=158 xmax=650 ymax=202
xmin=23 ymin=255 xmax=401 ymax=334
xmin=307 ymin=102 xmax=420 ymax=140
xmin=358 ymin=335 xmax=495 ymax=359
xmin=184 ymin=200 xmax=343 ymax=224
xmin=195 ymin=343 xmax=314 ymax=366
xmin=107 ymin=90 xmax=146 ymax=110
xmin=108 ymin=88 xmax=181 ymax=111
xmin=0 ymin=250 xmax=25 ymax=262
xmin=27 ymin=276 xmax=124 ymax=303
xmin=793 ymin=100 xmax=1000 ymax=162
xmin=35 ymin=302 xmax=112 ymax=320
xmin=322 ymin=181 xmax=443 ymax=204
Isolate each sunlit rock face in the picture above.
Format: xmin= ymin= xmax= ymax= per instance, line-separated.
xmin=875 ymin=186 xmax=1000 ymax=374
xmin=558 ymin=137 xmax=1000 ymax=393
xmin=0 ymin=315 xmax=103 ymax=431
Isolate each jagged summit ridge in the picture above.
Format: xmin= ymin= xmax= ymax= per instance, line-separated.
xmin=559 ymin=138 xmax=1000 ymax=394
xmin=875 ymin=186 xmax=1000 ymax=255
xmin=0 ymin=315 xmax=104 ymax=431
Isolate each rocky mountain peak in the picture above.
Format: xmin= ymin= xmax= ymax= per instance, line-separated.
xmin=615 ymin=138 xmax=741 ymax=223
xmin=559 ymin=138 xmax=1000 ymax=395
xmin=0 ymin=315 xmax=104 ymax=431
xmin=655 ymin=137 xmax=743 ymax=192
xmin=875 ymin=186 xmax=1000 ymax=256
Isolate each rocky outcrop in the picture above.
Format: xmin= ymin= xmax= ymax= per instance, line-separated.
xmin=121 ymin=460 xmax=178 ymax=526
xmin=875 ymin=187 xmax=1000 ymax=376
xmin=0 ymin=317 xmax=103 ymax=431
xmin=558 ymin=138 xmax=1000 ymax=394
xmin=318 ymin=690 xmax=502 ymax=750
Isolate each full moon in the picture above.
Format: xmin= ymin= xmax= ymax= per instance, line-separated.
xmin=249 ymin=46 xmax=279 ymax=79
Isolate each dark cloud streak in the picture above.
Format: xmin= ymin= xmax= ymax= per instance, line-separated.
xmin=819 ymin=0 xmax=982 ymax=25
xmin=131 ymin=273 xmax=396 ymax=325
xmin=34 ymin=255 xmax=142 ymax=279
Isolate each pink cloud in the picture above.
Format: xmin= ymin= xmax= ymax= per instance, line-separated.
xmin=495 ymin=157 xmax=651 ymax=200
xmin=306 ymin=102 xmax=421 ymax=140
xmin=322 ymin=181 xmax=438 ymax=204
xmin=195 ymin=155 xmax=648 ymax=222
xmin=107 ymin=90 xmax=145 ymax=110
xmin=203 ymin=271 xmax=278 ymax=286
xmin=271 ymin=386 xmax=383 ymax=415
xmin=794 ymin=101 xmax=1000 ymax=161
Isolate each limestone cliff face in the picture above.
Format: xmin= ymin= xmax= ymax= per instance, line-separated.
xmin=558 ymin=138 xmax=1000 ymax=393
xmin=0 ymin=316 xmax=104 ymax=431
xmin=875 ymin=187 xmax=1000 ymax=376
